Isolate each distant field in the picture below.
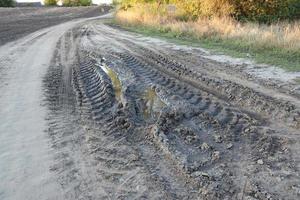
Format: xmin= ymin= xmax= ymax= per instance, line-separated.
xmin=0 ymin=6 xmax=110 ymax=45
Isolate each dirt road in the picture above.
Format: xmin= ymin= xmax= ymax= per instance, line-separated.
xmin=1 ymin=8 xmax=300 ymax=200
xmin=0 ymin=6 xmax=109 ymax=46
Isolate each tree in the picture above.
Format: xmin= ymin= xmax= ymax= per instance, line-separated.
xmin=0 ymin=0 xmax=15 ymax=7
xmin=44 ymin=0 xmax=57 ymax=6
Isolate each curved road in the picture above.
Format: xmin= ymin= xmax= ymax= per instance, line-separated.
xmin=0 ymin=14 xmax=111 ymax=200
xmin=0 ymin=9 xmax=300 ymax=200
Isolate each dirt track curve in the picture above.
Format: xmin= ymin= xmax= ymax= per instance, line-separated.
xmin=1 ymin=9 xmax=300 ymax=200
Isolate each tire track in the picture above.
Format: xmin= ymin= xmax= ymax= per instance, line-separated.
xmin=40 ymin=19 xmax=300 ymax=200
xmin=77 ymin=22 xmax=300 ymax=200
xmin=96 ymin=24 xmax=300 ymax=129
xmin=44 ymin=24 xmax=200 ymax=199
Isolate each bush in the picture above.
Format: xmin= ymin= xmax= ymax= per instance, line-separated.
xmin=113 ymin=0 xmax=122 ymax=5
xmin=171 ymin=0 xmax=300 ymax=22
xmin=62 ymin=0 xmax=78 ymax=6
xmin=232 ymin=0 xmax=300 ymax=23
xmin=79 ymin=0 xmax=92 ymax=6
xmin=44 ymin=0 xmax=57 ymax=6
xmin=0 ymin=0 xmax=15 ymax=7
xmin=62 ymin=0 xmax=91 ymax=6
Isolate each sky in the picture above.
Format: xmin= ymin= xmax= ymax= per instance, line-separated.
xmin=16 ymin=0 xmax=112 ymax=4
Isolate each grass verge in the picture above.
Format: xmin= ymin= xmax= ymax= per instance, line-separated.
xmin=110 ymin=19 xmax=300 ymax=72
xmin=111 ymin=3 xmax=300 ymax=72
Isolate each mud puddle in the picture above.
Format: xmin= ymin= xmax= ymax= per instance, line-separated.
xmin=99 ymin=63 xmax=122 ymax=101
xmin=99 ymin=62 xmax=167 ymax=121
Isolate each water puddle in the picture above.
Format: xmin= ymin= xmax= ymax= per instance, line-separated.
xmin=99 ymin=64 xmax=122 ymax=101
xmin=142 ymin=87 xmax=166 ymax=119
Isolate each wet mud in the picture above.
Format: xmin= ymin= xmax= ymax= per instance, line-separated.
xmin=41 ymin=18 xmax=300 ymax=199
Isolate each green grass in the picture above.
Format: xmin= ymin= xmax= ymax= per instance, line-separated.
xmin=109 ymin=20 xmax=300 ymax=72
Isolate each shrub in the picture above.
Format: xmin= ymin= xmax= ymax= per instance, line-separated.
xmin=44 ymin=0 xmax=57 ymax=6
xmin=171 ymin=0 xmax=300 ymax=22
xmin=62 ymin=0 xmax=91 ymax=6
xmin=0 ymin=0 xmax=15 ymax=7
xmin=62 ymin=0 xmax=77 ymax=6
xmin=113 ymin=0 xmax=123 ymax=5
xmin=174 ymin=0 xmax=234 ymax=19
xmin=79 ymin=0 xmax=92 ymax=6
xmin=232 ymin=0 xmax=300 ymax=23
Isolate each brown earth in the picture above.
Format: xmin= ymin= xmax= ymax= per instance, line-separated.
xmin=0 ymin=7 xmax=299 ymax=200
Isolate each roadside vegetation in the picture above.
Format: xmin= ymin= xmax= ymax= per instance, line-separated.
xmin=0 ymin=0 xmax=15 ymax=7
xmin=62 ymin=0 xmax=92 ymax=6
xmin=44 ymin=0 xmax=92 ymax=6
xmin=44 ymin=0 xmax=57 ymax=6
xmin=113 ymin=0 xmax=300 ymax=71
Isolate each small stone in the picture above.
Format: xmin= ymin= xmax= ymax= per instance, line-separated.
xmin=201 ymin=172 xmax=210 ymax=178
xmin=193 ymin=171 xmax=210 ymax=178
xmin=192 ymin=171 xmax=202 ymax=177
xmin=199 ymin=188 xmax=209 ymax=195
xmin=244 ymin=128 xmax=251 ymax=133
xmin=186 ymin=135 xmax=196 ymax=143
xmin=201 ymin=142 xmax=210 ymax=150
xmin=124 ymin=122 xmax=131 ymax=129
xmin=212 ymin=151 xmax=220 ymax=161
xmin=257 ymin=159 xmax=264 ymax=165
xmin=226 ymin=143 xmax=233 ymax=149
xmin=117 ymin=103 xmax=123 ymax=109
xmin=214 ymin=135 xmax=222 ymax=143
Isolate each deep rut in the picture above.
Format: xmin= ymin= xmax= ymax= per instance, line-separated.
xmin=43 ymin=20 xmax=300 ymax=199
xmin=44 ymin=26 xmax=198 ymax=199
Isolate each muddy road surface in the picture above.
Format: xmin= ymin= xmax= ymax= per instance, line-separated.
xmin=1 ymin=9 xmax=300 ymax=200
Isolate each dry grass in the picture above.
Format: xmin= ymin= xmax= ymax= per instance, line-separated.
xmin=115 ymin=4 xmax=300 ymax=52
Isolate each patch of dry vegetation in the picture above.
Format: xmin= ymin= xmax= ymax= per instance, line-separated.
xmin=116 ymin=4 xmax=300 ymax=52
xmin=114 ymin=3 xmax=300 ymax=71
